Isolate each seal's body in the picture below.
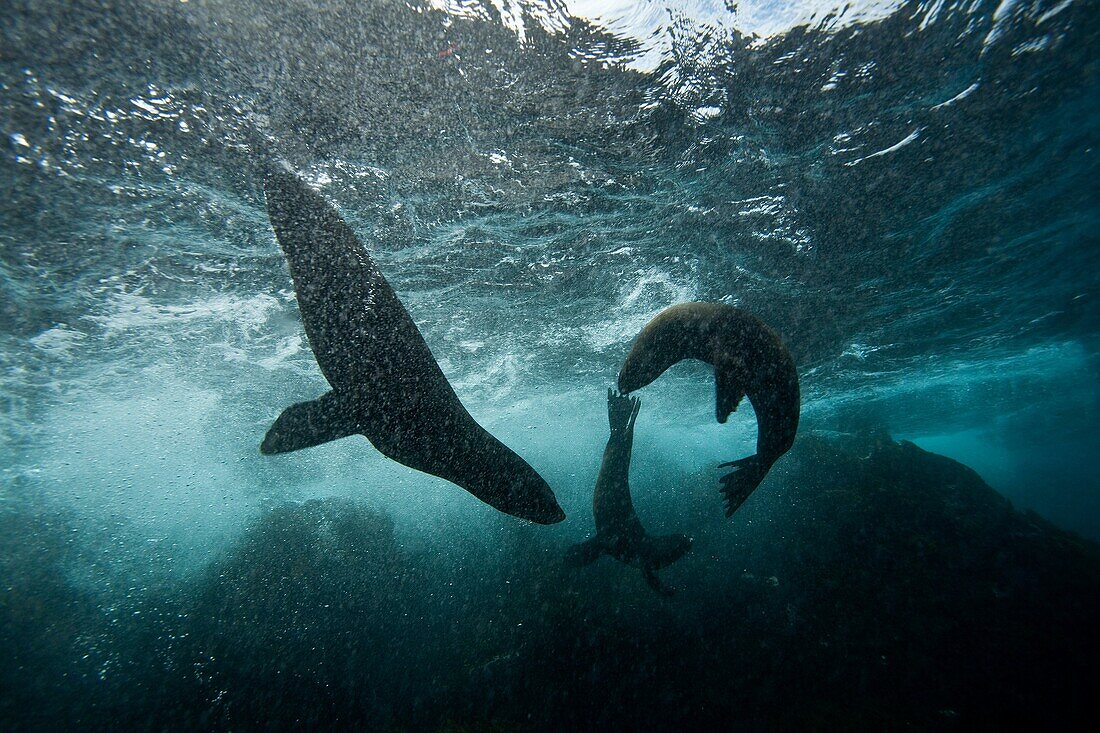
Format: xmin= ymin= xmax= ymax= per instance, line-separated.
xmin=618 ymin=302 xmax=800 ymax=517
xmin=565 ymin=389 xmax=692 ymax=595
xmin=261 ymin=163 xmax=563 ymax=525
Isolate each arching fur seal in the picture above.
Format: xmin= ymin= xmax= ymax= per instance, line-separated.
xmin=617 ymin=302 xmax=800 ymax=517
xmin=261 ymin=163 xmax=564 ymax=525
xmin=565 ymin=389 xmax=692 ymax=595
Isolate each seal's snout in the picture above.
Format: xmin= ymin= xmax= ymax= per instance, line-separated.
xmin=480 ymin=471 xmax=565 ymax=525
xmin=519 ymin=478 xmax=566 ymax=525
xmin=616 ymin=358 xmax=643 ymax=395
xmin=541 ymin=503 xmax=567 ymax=525
xmin=617 ymin=346 xmax=667 ymax=395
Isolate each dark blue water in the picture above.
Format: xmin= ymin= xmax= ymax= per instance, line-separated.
xmin=2 ymin=1 xmax=1098 ymax=729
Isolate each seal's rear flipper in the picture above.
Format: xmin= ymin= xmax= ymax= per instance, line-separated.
xmin=718 ymin=455 xmax=767 ymax=517
xmin=641 ymin=533 xmax=693 ymax=569
xmin=642 ymin=565 xmax=675 ymax=596
xmin=261 ymin=391 xmax=359 ymax=454
xmin=564 ymin=537 xmax=604 ymax=567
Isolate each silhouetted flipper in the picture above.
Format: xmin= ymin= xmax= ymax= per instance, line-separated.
xmin=643 ymin=564 xmax=675 ymax=596
xmin=261 ymin=392 xmax=360 ymax=455
xmin=717 ymin=456 xmax=768 ymax=517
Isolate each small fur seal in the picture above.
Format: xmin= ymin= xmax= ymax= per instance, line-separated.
xmin=261 ymin=162 xmax=564 ymax=524
xmin=565 ymin=389 xmax=692 ymax=595
xmin=617 ymin=302 xmax=800 ymax=517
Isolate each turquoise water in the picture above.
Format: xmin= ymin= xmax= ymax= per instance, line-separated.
xmin=2 ymin=1 xmax=1098 ymax=729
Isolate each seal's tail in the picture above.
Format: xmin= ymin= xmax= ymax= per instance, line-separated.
xmin=564 ymin=537 xmax=604 ymax=567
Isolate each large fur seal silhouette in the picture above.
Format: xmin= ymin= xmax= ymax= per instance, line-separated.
xmin=618 ymin=302 xmax=800 ymax=517
xmin=565 ymin=389 xmax=692 ymax=595
xmin=260 ymin=163 xmax=564 ymax=524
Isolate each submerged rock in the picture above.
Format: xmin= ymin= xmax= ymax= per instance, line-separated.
xmin=465 ymin=432 xmax=1100 ymax=731
xmin=165 ymin=499 xmax=440 ymax=731
xmin=736 ymin=433 xmax=1100 ymax=729
xmin=4 ymin=438 xmax=1097 ymax=731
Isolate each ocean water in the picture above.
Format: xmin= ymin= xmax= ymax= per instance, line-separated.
xmin=2 ymin=0 xmax=1098 ymax=730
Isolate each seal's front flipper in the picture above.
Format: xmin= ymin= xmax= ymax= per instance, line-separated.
xmin=261 ymin=391 xmax=360 ymax=454
xmin=717 ymin=456 xmax=754 ymax=470
xmin=714 ymin=361 xmax=745 ymax=424
xmin=718 ymin=455 xmax=767 ymax=517
xmin=642 ymin=564 xmax=675 ymax=596
xmin=607 ymin=388 xmax=640 ymax=433
xmin=564 ymin=537 xmax=604 ymax=567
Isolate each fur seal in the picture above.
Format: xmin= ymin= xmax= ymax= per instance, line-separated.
xmin=565 ymin=389 xmax=692 ymax=595
xmin=617 ymin=302 xmax=800 ymax=517
xmin=260 ymin=163 xmax=564 ymax=525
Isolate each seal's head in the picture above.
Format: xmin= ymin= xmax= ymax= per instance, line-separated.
xmin=618 ymin=303 xmax=713 ymax=394
xmin=642 ymin=533 xmax=693 ymax=569
xmin=501 ymin=471 xmax=566 ymax=525
xmin=617 ymin=346 xmax=668 ymax=395
xmin=462 ymin=455 xmax=565 ymax=525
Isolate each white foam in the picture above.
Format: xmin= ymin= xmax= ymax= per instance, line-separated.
xmin=931 ymin=82 xmax=980 ymax=110
xmin=844 ymin=128 xmax=922 ymax=167
xmin=29 ymin=326 xmax=87 ymax=355
xmin=567 ymin=0 xmax=902 ymax=69
xmin=88 ymin=291 xmax=282 ymax=335
xmin=426 ymin=1 xmax=905 ymax=70
xmin=582 ymin=268 xmax=697 ymax=351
